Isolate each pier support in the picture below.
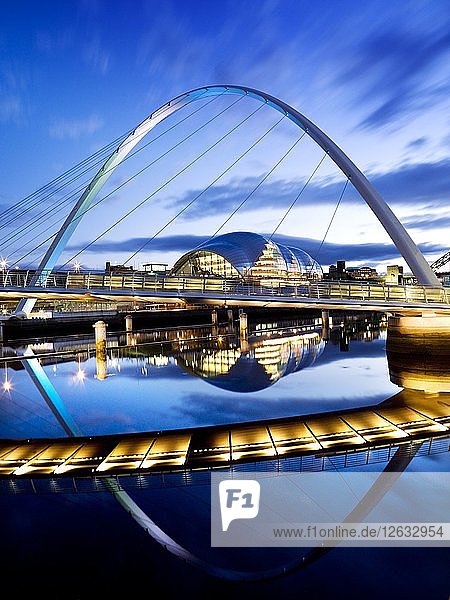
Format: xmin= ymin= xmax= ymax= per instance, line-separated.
xmin=239 ymin=312 xmax=249 ymax=352
xmin=93 ymin=320 xmax=107 ymax=380
xmin=125 ymin=314 xmax=133 ymax=332
xmin=239 ymin=312 xmax=248 ymax=340
xmin=387 ymin=314 xmax=450 ymax=392
xmin=125 ymin=314 xmax=134 ymax=346
xmin=321 ymin=310 xmax=329 ymax=341
xmin=211 ymin=309 xmax=218 ymax=337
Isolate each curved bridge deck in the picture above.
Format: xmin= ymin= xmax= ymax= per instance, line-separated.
xmin=1 ymin=390 xmax=448 ymax=480
xmin=1 ymin=271 xmax=449 ymax=314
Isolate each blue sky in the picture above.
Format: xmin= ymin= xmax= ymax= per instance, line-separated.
xmin=1 ymin=0 xmax=449 ymax=273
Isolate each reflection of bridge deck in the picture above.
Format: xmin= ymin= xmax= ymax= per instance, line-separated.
xmin=1 ymin=390 xmax=448 ymax=480
xmin=0 ymin=273 xmax=449 ymax=314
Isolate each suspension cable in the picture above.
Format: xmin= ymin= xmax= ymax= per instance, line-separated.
xmin=0 ymin=91 xmax=207 ymax=228
xmin=50 ymin=98 xmax=271 ymax=270
xmin=0 ymin=93 xmax=219 ymax=245
xmin=314 ymin=178 xmax=349 ymax=259
xmin=269 ymin=152 xmax=327 ymax=240
xmin=204 ymin=126 xmax=306 ymax=243
xmin=10 ymin=95 xmax=242 ymax=269
xmin=0 ymin=130 xmax=131 ymax=226
xmin=122 ymin=106 xmax=283 ymax=265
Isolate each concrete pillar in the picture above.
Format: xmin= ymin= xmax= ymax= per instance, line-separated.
xmin=239 ymin=312 xmax=248 ymax=342
xmin=93 ymin=320 xmax=107 ymax=380
xmin=239 ymin=310 xmax=249 ymax=353
xmin=321 ymin=309 xmax=330 ymax=341
xmin=125 ymin=314 xmax=134 ymax=345
xmin=125 ymin=314 xmax=133 ymax=332
xmin=387 ymin=314 xmax=450 ymax=392
xmin=211 ymin=308 xmax=218 ymax=337
xmin=227 ymin=308 xmax=234 ymax=333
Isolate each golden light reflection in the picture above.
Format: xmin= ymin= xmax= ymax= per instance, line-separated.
xmin=74 ymin=368 xmax=86 ymax=382
xmin=1 ymin=387 xmax=449 ymax=478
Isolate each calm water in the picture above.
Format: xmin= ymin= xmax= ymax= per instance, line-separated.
xmin=0 ymin=311 xmax=448 ymax=599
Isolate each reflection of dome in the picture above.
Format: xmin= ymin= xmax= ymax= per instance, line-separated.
xmin=176 ymin=332 xmax=325 ymax=392
xmin=171 ymin=231 xmax=322 ymax=282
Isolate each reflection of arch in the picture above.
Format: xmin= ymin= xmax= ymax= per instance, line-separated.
xmin=1 ymin=352 xmax=447 ymax=580
xmin=114 ymin=442 xmax=422 ymax=582
xmin=17 ymin=84 xmax=440 ymax=315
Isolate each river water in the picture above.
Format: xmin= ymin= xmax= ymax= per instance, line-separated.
xmin=0 ymin=311 xmax=448 ymax=599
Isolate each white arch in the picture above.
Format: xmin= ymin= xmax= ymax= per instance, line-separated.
xmin=16 ymin=85 xmax=440 ymax=315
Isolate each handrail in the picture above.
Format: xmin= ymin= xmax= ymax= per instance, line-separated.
xmin=1 ymin=270 xmax=449 ymax=304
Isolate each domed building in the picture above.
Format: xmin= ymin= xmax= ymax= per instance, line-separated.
xmin=171 ymin=231 xmax=322 ymax=284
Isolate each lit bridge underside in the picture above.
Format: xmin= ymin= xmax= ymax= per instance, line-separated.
xmin=1 ymin=390 xmax=448 ymax=480
xmin=0 ymin=276 xmax=449 ymax=315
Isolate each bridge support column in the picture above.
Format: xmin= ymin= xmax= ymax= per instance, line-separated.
xmin=94 ymin=320 xmax=107 ymax=380
xmin=227 ymin=309 xmax=234 ymax=332
xmin=239 ymin=312 xmax=248 ymax=341
xmin=211 ymin=309 xmax=218 ymax=337
xmin=239 ymin=311 xmax=249 ymax=353
xmin=387 ymin=314 xmax=450 ymax=392
xmin=321 ymin=310 xmax=330 ymax=341
xmin=125 ymin=314 xmax=133 ymax=332
xmin=125 ymin=314 xmax=134 ymax=345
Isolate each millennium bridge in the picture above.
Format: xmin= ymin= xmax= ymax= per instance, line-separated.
xmin=0 ymin=270 xmax=449 ymax=316
xmin=2 ymin=85 xmax=449 ymax=581
xmin=0 ymin=388 xmax=448 ymax=482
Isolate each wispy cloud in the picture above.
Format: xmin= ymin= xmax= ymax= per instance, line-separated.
xmin=66 ymin=232 xmax=446 ymax=266
xmin=337 ymin=24 xmax=450 ymax=129
xmin=48 ymin=115 xmax=104 ymax=139
xmin=403 ymin=214 xmax=450 ymax=231
xmin=0 ymin=60 xmax=29 ymax=124
xmin=0 ymin=95 xmax=23 ymax=122
xmin=164 ymin=158 xmax=450 ymax=218
xmin=406 ymin=137 xmax=428 ymax=150
xmin=82 ymin=37 xmax=110 ymax=75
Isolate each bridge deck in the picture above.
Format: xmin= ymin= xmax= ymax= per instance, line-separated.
xmin=1 ymin=391 xmax=448 ymax=479
xmin=0 ymin=273 xmax=449 ymax=314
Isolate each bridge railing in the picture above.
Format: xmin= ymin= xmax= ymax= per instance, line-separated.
xmin=1 ymin=270 xmax=449 ymax=305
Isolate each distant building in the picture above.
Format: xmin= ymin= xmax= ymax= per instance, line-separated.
xmin=171 ymin=231 xmax=322 ymax=284
xmin=326 ymin=260 xmax=348 ymax=280
xmin=439 ymin=272 xmax=450 ymax=286
xmin=385 ymin=265 xmax=404 ymax=285
xmin=105 ymin=261 xmax=134 ymax=274
xmin=346 ymin=266 xmax=379 ymax=280
xmin=142 ymin=263 xmax=169 ymax=275
xmin=325 ymin=260 xmax=378 ymax=281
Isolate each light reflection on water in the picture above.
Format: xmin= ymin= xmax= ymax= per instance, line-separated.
xmin=0 ymin=311 xmax=448 ymax=599
xmin=0 ymin=313 xmax=397 ymax=437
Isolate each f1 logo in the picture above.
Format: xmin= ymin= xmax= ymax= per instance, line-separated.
xmin=219 ymin=480 xmax=260 ymax=531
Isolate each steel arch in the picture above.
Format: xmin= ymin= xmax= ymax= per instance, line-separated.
xmin=16 ymin=85 xmax=440 ymax=315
